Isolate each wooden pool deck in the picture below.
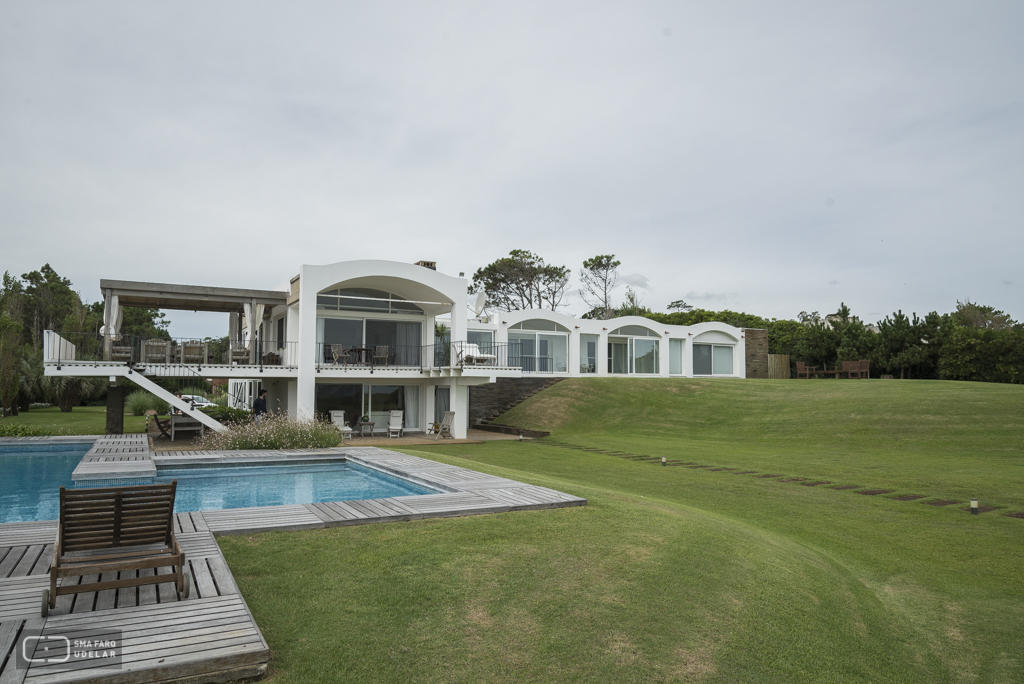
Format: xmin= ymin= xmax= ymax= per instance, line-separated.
xmin=0 ymin=440 xmax=585 ymax=683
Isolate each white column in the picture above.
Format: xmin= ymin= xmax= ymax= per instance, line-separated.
xmin=597 ymin=330 xmax=609 ymax=376
xmin=424 ymin=383 xmax=436 ymax=430
xmin=683 ymin=334 xmax=694 ymax=376
xmin=659 ymin=336 xmax=670 ymax=377
xmin=452 ymin=378 xmax=468 ymax=439
xmin=568 ymin=331 xmax=579 ymax=376
xmin=296 ymin=267 xmax=318 ymax=420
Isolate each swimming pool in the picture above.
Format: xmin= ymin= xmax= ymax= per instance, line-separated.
xmin=0 ymin=444 xmax=438 ymax=523
xmin=155 ymin=462 xmax=437 ymax=513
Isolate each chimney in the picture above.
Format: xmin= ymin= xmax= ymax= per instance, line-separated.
xmin=415 ymin=260 xmax=436 ymax=270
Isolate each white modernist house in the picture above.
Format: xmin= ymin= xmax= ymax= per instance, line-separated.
xmin=41 ymin=260 xmax=752 ymax=439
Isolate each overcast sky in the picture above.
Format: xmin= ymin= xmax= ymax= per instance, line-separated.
xmin=2 ymin=1 xmax=1021 ymax=338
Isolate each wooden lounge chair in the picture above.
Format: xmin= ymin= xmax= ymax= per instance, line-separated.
xmin=387 ymin=410 xmax=404 ymax=438
xmin=373 ymin=345 xmax=389 ymax=367
xmin=43 ymin=481 xmax=189 ymax=616
xmin=434 ymin=410 xmax=455 ymax=440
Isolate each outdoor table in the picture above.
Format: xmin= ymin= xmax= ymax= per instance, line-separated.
xmin=358 ymin=421 xmax=375 ymax=436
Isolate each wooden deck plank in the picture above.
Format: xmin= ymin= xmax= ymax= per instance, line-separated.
xmin=0 ymin=548 xmax=25 ymax=579
xmin=70 ymin=574 xmax=98 ymax=614
xmin=137 ymin=568 xmax=157 ymax=606
xmin=11 ymin=546 xmax=44 ymax=579
xmin=189 ymin=559 xmax=218 ymax=599
xmin=206 ymin=556 xmax=239 ymax=596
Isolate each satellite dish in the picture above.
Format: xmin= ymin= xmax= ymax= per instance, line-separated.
xmin=472 ymin=292 xmax=487 ymax=316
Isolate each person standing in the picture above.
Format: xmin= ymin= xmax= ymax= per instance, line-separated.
xmin=253 ymin=389 xmax=268 ymax=421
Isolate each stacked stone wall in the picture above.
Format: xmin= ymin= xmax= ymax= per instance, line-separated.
xmin=469 ymin=377 xmax=564 ymax=425
xmin=744 ymin=329 xmax=769 ymax=379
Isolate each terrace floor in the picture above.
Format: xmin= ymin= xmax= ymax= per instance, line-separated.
xmin=0 ymin=437 xmax=585 ymax=683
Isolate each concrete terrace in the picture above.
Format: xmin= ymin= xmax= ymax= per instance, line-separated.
xmin=0 ymin=436 xmax=585 ymax=683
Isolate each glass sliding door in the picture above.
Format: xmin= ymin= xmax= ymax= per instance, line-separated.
xmin=693 ymin=344 xmax=713 ymax=375
xmin=580 ymin=334 xmax=598 ymax=373
xmin=509 ymin=333 xmax=537 ymax=372
xmin=365 ymin=320 xmax=421 ymax=366
xmin=712 ymin=346 xmax=734 ymax=374
xmin=633 ymin=339 xmax=659 ymax=374
xmin=314 ymin=383 xmax=362 ymax=427
xmin=539 ymin=334 xmax=568 ymax=373
xmin=366 ymin=385 xmax=404 ymax=433
xmin=319 ymin=319 xmax=362 ymax=363
xmin=608 ymin=340 xmax=628 ymax=373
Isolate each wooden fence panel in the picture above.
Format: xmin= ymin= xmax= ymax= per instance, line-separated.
xmin=768 ymin=354 xmax=790 ymax=379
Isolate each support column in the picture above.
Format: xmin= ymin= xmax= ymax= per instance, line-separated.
xmin=105 ymin=381 xmax=124 ymax=435
xmin=452 ymin=379 xmax=469 ymax=439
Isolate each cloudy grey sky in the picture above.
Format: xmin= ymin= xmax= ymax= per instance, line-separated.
xmin=2 ymin=1 xmax=1021 ymax=338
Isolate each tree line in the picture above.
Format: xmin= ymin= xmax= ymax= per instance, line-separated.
xmin=472 ymin=250 xmax=1023 ymax=383
xmin=0 ymin=265 xmax=171 ymax=415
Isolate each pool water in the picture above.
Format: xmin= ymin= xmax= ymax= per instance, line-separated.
xmin=0 ymin=443 xmax=92 ymax=524
xmin=155 ymin=462 xmax=437 ymax=513
xmin=0 ymin=444 xmax=437 ymax=523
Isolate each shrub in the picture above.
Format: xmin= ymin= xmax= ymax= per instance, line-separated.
xmin=125 ymin=390 xmax=172 ymax=416
xmin=202 ymin=405 xmax=252 ymax=425
xmin=195 ymin=413 xmax=342 ymax=451
xmin=0 ymin=422 xmax=46 ymax=437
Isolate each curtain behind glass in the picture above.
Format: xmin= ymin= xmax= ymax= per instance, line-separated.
xmin=693 ymin=344 xmax=713 ymax=375
xmin=434 ymin=387 xmax=450 ymax=423
xmin=404 ymin=386 xmax=421 ymax=429
xmin=712 ymin=345 xmax=734 ymax=374
xmin=610 ymin=342 xmax=628 ymax=374
xmin=670 ymin=339 xmax=683 ymax=375
xmin=396 ymin=322 xmax=421 ymax=366
xmin=541 ymin=334 xmax=568 ymax=372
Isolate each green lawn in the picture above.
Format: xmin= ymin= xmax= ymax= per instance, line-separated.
xmin=0 ymin=406 xmax=147 ymax=435
xmin=218 ymin=379 xmax=1024 ymax=683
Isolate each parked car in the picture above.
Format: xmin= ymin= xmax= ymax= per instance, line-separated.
xmin=179 ymin=394 xmax=215 ymax=409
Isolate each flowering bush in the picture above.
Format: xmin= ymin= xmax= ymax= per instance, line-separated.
xmin=195 ymin=413 xmax=342 ymax=450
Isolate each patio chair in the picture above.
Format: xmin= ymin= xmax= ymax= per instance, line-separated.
xmin=224 ymin=341 xmax=250 ymax=365
xmin=460 ymin=343 xmax=497 ymax=366
xmin=434 ymin=410 xmax=455 ymax=440
xmin=182 ymin=339 xmax=208 ymax=365
xmin=144 ymin=338 xmax=171 ymax=365
xmin=373 ymin=345 xmax=389 ymax=367
xmin=330 ymin=345 xmax=350 ymax=367
xmin=330 ymin=410 xmax=353 ymax=441
xmin=388 ymin=410 xmax=404 ymax=438
xmin=43 ymin=481 xmax=189 ymax=617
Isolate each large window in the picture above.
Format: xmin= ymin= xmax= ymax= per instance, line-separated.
xmin=317 ymin=318 xmax=422 ymax=366
xmin=315 ymin=383 xmax=421 ymax=431
xmin=607 ymin=327 xmax=660 ymax=374
xmin=508 ymin=322 xmax=569 ymax=373
xmin=467 ymin=330 xmax=493 ymax=351
xmin=693 ymin=344 xmax=734 ymax=375
xmin=580 ymin=334 xmax=598 ymax=373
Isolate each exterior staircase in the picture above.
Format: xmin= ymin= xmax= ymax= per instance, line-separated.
xmin=469 ymin=377 xmax=564 ymax=429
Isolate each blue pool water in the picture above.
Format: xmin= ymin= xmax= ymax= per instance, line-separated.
xmin=0 ymin=444 xmax=437 ymax=523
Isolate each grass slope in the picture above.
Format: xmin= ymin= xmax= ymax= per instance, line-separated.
xmin=0 ymin=406 xmax=147 ymax=435
xmin=220 ymin=379 xmax=1024 ymax=683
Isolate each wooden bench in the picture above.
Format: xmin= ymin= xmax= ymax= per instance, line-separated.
xmin=44 ymin=481 xmax=189 ymax=616
xmin=171 ymin=414 xmax=206 ymax=441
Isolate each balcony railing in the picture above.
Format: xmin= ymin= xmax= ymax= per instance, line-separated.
xmin=43 ymin=331 xmax=298 ymax=369
xmin=315 ymin=341 xmax=524 ymax=373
